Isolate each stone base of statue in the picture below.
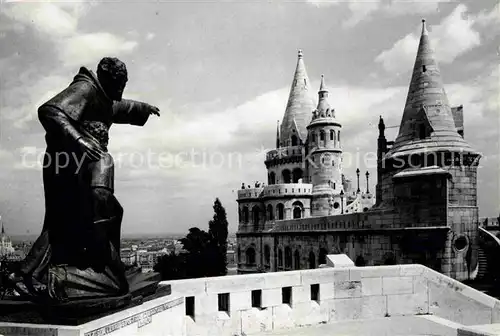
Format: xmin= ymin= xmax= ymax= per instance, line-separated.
xmin=0 ymin=286 xmax=182 ymax=336
xmin=0 ymin=266 xmax=170 ymax=326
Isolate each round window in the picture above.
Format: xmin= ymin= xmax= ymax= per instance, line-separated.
xmin=333 ymin=202 xmax=340 ymax=209
xmin=454 ymin=235 xmax=468 ymax=252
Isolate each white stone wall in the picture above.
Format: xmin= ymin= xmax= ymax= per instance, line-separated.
xmin=0 ymin=295 xmax=185 ymax=336
xmin=162 ymin=264 xmax=500 ymax=336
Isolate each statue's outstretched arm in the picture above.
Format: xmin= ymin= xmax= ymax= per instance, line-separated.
xmin=112 ymin=99 xmax=160 ymax=126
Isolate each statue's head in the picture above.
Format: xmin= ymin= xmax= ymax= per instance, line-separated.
xmin=97 ymin=57 xmax=128 ymax=101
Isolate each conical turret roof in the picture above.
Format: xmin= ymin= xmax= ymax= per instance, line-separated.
xmin=280 ymin=50 xmax=315 ymax=145
xmin=311 ymin=75 xmax=335 ymax=120
xmin=386 ymin=20 xmax=478 ymax=158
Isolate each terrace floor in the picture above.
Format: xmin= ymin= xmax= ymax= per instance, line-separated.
xmin=252 ymin=315 xmax=463 ymax=336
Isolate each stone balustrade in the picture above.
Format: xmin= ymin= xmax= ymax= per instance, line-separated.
xmin=237 ymin=187 xmax=264 ymax=200
xmin=160 ymin=264 xmax=500 ymax=336
xmin=2 ymin=264 xmax=500 ymax=335
xmin=261 ymin=183 xmax=312 ymax=198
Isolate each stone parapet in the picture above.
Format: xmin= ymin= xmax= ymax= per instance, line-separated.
xmin=237 ymin=187 xmax=264 ymax=200
xmin=159 ymin=264 xmax=500 ymax=336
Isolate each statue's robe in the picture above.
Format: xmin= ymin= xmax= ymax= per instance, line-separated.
xmin=18 ymin=67 xmax=152 ymax=301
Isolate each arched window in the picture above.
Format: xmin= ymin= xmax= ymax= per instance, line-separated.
xmin=294 ymin=250 xmax=300 ymax=270
xmin=292 ymin=168 xmax=303 ymax=183
xmin=282 ymin=169 xmax=291 ymax=183
xmin=277 ymin=203 xmax=285 ymax=220
xmin=285 ymin=246 xmax=292 ymax=269
xmin=246 ymin=248 xmax=256 ymax=265
xmin=267 ymin=204 xmax=274 ymax=221
xmin=330 ymin=129 xmax=334 ymax=141
xmin=292 ymin=201 xmax=303 ymax=219
xmin=338 ymin=131 xmax=340 ymax=143
xmin=291 ymin=135 xmax=298 ymax=146
xmin=355 ymin=256 xmax=366 ymax=267
xmin=243 ymin=206 xmax=249 ymax=223
xmin=252 ymin=205 xmax=260 ymax=229
xmin=264 ymin=245 xmax=270 ymax=267
xmin=311 ymin=132 xmax=316 ymax=144
xmin=293 ymin=207 xmax=302 ymax=219
xmin=269 ymin=171 xmax=276 ymax=185
xmin=320 ymin=130 xmax=325 ymax=141
xmin=318 ymin=248 xmax=328 ymax=265
xmin=278 ymin=248 xmax=283 ymax=268
xmin=308 ymin=251 xmax=316 ymax=269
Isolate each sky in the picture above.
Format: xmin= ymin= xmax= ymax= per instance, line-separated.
xmin=0 ymin=0 xmax=498 ymax=236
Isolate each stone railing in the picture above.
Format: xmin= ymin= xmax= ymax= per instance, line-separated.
xmin=161 ymin=264 xmax=500 ymax=336
xmin=237 ymin=187 xmax=264 ymax=200
xmin=262 ymin=183 xmax=313 ymax=198
xmin=4 ymin=264 xmax=500 ymax=335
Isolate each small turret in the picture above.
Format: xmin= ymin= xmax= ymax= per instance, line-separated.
xmin=307 ymin=75 xmax=344 ymax=216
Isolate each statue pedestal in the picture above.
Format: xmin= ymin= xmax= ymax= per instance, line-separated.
xmin=0 ymin=285 xmax=183 ymax=336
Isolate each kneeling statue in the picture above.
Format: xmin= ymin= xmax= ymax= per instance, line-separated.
xmin=6 ymin=57 xmax=160 ymax=305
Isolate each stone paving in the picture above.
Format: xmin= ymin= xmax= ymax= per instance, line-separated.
xmin=252 ymin=315 xmax=460 ymax=336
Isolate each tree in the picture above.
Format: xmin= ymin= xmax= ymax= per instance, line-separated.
xmin=154 ymin=198 xmax=229 ymax=280
xmin=208 ymin=198 xmax=229 ymax=276
xmin=180 ymin=227 xmax=213 ymax=278
xmin=153 ymin=253 xmax=187 ymax=281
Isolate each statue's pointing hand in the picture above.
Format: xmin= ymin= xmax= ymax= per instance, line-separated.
xmin=148 ymin=104 xmax=160 ymax=117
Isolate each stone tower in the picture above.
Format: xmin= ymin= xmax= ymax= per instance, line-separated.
xmin=307 ymin=75 xmax=344 ymax=216
xmin=380 ymin=20 xmax=481 ymax=280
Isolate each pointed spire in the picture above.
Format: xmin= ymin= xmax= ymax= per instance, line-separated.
xmin=276 ymin=120 xmax=280 ymax=148
xmin=311 ymin=74 xmax=334 ymax=120
xmin=378 ymin=116 xmax=385 ymax=136
xmin=421 ymin=18 xmax=428 ymax=36
xmin=280 ymin=50 xmax=315 ymax=145
xmin=319 ymin=74 xmax=327 ymax=93
xmin=387 ymin=19 xmax=477 ymax=158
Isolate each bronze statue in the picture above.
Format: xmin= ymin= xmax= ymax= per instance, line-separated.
xmin=6 ymin=57 xmax=160 ymax=305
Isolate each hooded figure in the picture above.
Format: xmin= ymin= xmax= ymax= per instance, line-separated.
xmin=10 ymin=58 xmax=160 ymax=302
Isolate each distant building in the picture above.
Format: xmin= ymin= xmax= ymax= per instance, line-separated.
xmin=480 ymin=216 xmax=500 ymax=228
xmin=0 ymin=220 xmax=15 ymax=258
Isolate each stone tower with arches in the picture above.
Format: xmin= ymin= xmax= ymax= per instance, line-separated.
xmin=307 ymin=75 xmax=344 ymax=216
xmin=236 ymin=50 xmax=372 ymax=273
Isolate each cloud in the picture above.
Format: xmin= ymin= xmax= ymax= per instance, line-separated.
xmin=2 ymin=2 xmax=78 ymax=37
xmin=1 ymin=2 xmax=137 ymax=68
xmin=375 ymin=4 xmax=481 ymax=74
xmin=474 ymin=2 xmax=500 ymax=36
xmin=305 ymin=0 xmax=381 ymax=27
xmin=305 ymin=0 xmax=453 ymax=28
xmin=343 ymin=0 xmax=382 ymax=28
xmin=61 ymin=33 xmax=138 ymax=67
xmin=383 ymin=0 xmax=454 ymax=16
